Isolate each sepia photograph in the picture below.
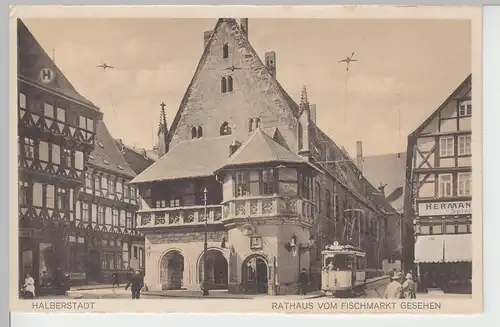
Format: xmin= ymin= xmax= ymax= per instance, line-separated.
xmin=10 ymin=5 xmax=482 ymax=314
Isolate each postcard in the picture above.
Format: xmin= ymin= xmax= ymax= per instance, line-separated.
xmin=10 ymin=5 xmax=482 ymax=314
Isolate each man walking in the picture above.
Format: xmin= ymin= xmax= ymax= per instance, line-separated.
xmin=402 ymin=272 xmax=417 ymax=299
xmin=298 ymin=268 xmax=309 ymax=295
xmin=125 ymin=270 xmax=144 ymax=299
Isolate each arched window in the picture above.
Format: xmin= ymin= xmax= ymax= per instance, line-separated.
xmin=191 ymin=126 xmax=197 ymax=139
xmin=298 ymin=123 xmax=303 ymax=150
xmin=197 ymin=126 xmax=203 ymax=138
xmin=222 ymin=43 xmax=229 ymax=59
xmin=325 ymin=190 xmax=332 ymax=218
xmin=248 ymin=118 xmax=254 ymax=133
xmin=255 ymin=118 xmax=261 ymax=129
xmin=227 ymin=76 xmax=233 ymax=92
xmin=220 ymin=122 xmax=232 ymax=136
xmin=221 ymin=77 xmax=227 ymax=93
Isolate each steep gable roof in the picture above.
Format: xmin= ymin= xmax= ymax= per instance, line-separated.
xmin=90 ymin=121 xmax=136 ymax=178
xmin=130 ymin=135 xmax=234 ymax=184
xmin=17 ymin=19 xmax=99 ymax=110
xmin=410 ymin=74 xmax=471 ymax=137
xmin=218 ymin=127 xmax=311 ymax=170
xmin=115 ymin=140 xmax=155 ymax=175
xmin=166 ymin=18 xmax=299 ymax=145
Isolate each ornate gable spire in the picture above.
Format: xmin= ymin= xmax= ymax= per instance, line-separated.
xmin=158 ymin=101 xmax=168 ymax=136
xmin=299 ymin=85 xmax=310 ymax=114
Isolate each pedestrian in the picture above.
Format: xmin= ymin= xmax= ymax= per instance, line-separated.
xmin=298 ymin=268 xmax=309 ymax=295
xmin=384 ymin=271 xmax=405 ymax=299
xmin=125 ymin=270 xmax=144 ymax=299
xmin=112 ymin=270 xmax=120 ymax=287
xmin=402 ymin=272 xmax=416 ymax=299
xmin=22 ymin=273 xmax=35 ymax=299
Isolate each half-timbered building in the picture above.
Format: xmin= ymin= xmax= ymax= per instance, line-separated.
xmin=405 ymin=74 xmax=472 ymax=294
xmin=73 ymin=120 xmax=145 ymax=285
xmin=17 ymin=19 xmax=101 ymax=295
xmin=130 ymin=18 xmax=399 ymax=295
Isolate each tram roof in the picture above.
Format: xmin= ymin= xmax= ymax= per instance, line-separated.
xmin=322 ymin=242 xmax=365 ymax=254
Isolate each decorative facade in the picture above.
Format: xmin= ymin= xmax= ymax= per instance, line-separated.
xmin=405 ymin=74 xmax=472 ymax=294
xmin=130 ymin=18 xmax=399 ymax=295
xmin=17 ymin=19 xmax=101 ymax=295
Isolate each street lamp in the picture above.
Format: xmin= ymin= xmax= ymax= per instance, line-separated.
xmin=201 ymin=187 xmax=209 ymax=296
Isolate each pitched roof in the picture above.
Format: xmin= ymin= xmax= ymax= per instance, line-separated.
xmin=165 ymin=18 xmax=299 ymax=145
xmin=130 ymin=135 xmax=235 ymax=184
xmin=410 ymin=74 xmax=471 ymax=137
xmin=114 ymin=140 xmax=155 ymax=175
xmin=89 ymin=121 xmax=136 ymax=178
xmin=362 ymin=153 xmax=407 ymax=212
xmin=219 ymin=127 xmax=311 ymax=170
xmin=17 ymin=19 xmax=98 ymax=110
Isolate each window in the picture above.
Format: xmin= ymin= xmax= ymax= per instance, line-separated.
xmin=300 ymin=173 xmax=311 ymax=199
xmin=155 ymin=200 xmax=167 ymax=208
xmin=169 ymin=198 xmax=181 ymax=207
xmin=116 ymin=181 xmax=123 ymax=197
xmin=108 ymin=179 xmax=115 ymax=194
xmin=57 ymin=188 xmax=70 ymax=211
xmin=134 ymin=246 xmax=138 ymax=259
xmin=191 ymin=125 xmax=203 ymax=139
xmin=124 ymin=184 xmax=129 ymax=199
xmin=97 ymin=206 xmax=105 ymax=225
xmin=248 ymin=118 xmax=254 ymax=132
xmin=126 ymin=211 xmax=133 ymax=229
xmin=63 ymin=148 xmax=73 ymax=167
xmin=52 ymin=144 xmax=60 ymax=165
xmin=220 ymin=122 xmax=232 ymax=136
xmin=459 ymin=100 xmax=472 ymax=116
xmin=262 ymin=169 xmax=276 ymax=195
xmin=38 ymin=141 xmax=49 ymax=162
xmin=56 ymin=107 xmax=66 ymax=122
xmin=235 ymin=172 xmax=250 ymax=197
xmin=119 ymin=210 xmax=126 ymax=227
xmin=298 ymin=123 xmax=303 ymax=150
xmin=439 ymin=136 xmax=454 ymax=157
xmin=191 ymin=126 xmax=197 ymax=139
xmin=79 ymin=116 xmax=94 ymax=132
xmin=227 ymin=76 xmax=233 ymax=92
xmin=222 ymin=43 xmax=229 ymax=59
xmin=458 ymin=172 xmax=472 ymax=196
xmin=197 ymin=126 xmax=203 ymax=138
xmin=255 ymin=118 xmax=260 ymax=129
xmin=82 ymin=202 xmax=90 ymax=222
xmin=112 ymin=209 xmax=119 ymax=227
xmin=44 ymin=103 xmax=54 ymax=118
xmin=439 ymin=174 xmax=453 ymax=197
xmin=19 ymin=93 xmax=26 ymax=109
xmin=95 ymin=175 xmax=101 ymax=194
xmin=248 ymin=117 xmax=261 ymax=132
xmin=85 ymin=172 xmax=92 ymax=191
xmin=316 ymin=184 xmax=321 ymax=214
xmin=23 ymin=138 xmax=35 ymax=159
xmin=221 ymin=77 xmax=227 ymax=93
xmin=19 ymin=181 xmax=29 ymax=206
xmin=45 ymin=185 xmax=55 ymax=208
xmin=458 ymin=135 xmax=471 ymax=155
xmin=75 ymin=151 xmax=84 ymax=170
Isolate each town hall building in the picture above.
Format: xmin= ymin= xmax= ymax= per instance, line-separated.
xmin=130 ymin=18 xmax=399 ymax=295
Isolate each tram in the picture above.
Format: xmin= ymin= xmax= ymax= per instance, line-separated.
xmin=321 ymin=241 xmax=367 ymax=297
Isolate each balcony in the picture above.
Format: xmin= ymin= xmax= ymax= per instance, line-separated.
xmin=136 ymin=196 xmax=314 ymax=229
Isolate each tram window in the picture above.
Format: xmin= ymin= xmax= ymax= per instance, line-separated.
xmin=325 ymin=254 xmax=353 ymax=271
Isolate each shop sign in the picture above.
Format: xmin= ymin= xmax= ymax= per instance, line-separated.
xmin=70 ymin=272 xmax=86 ymax=280
xmin=418 ymin=201 xmax=471 ymax=216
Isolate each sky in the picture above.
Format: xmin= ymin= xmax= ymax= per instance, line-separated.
xmin=22 ymin=18 xmax=471 ymax=157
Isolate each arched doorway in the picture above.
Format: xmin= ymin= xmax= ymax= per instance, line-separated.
xmin=242 ymin=255 xmax=268 ymax=294
xmin=198 ymin=250 xmax=228 ymax=289
xmin=87 ymin=250 xmax=101 ymax=282
xmin=160 ymin=250 xmax=184 ymax=290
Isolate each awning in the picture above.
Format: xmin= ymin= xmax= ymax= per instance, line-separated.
xmin=415 ymin=234 xmax=472 ymax=263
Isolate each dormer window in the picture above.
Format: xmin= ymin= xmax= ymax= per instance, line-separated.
xmin=223 ymin=43 xmax=229 ymax=59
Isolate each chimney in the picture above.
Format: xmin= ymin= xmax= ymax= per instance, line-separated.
xmin=204 ymin=30 xmax=212 ymax=48
xmin=265 ymin=51 xmax=276 ymax=78
xmin=240 ymin=18 xmax=248 ymax=38
xmin=229 ymin=140 xmax=241 ymax=156
xmin=356 ymin=141 xmax=363 ymax=173
xmin=310 ymin=104 xmax=317 ymax=123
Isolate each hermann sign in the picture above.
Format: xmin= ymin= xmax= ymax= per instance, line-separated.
xmin=418 ymin=201 xmax=472 ymax=216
